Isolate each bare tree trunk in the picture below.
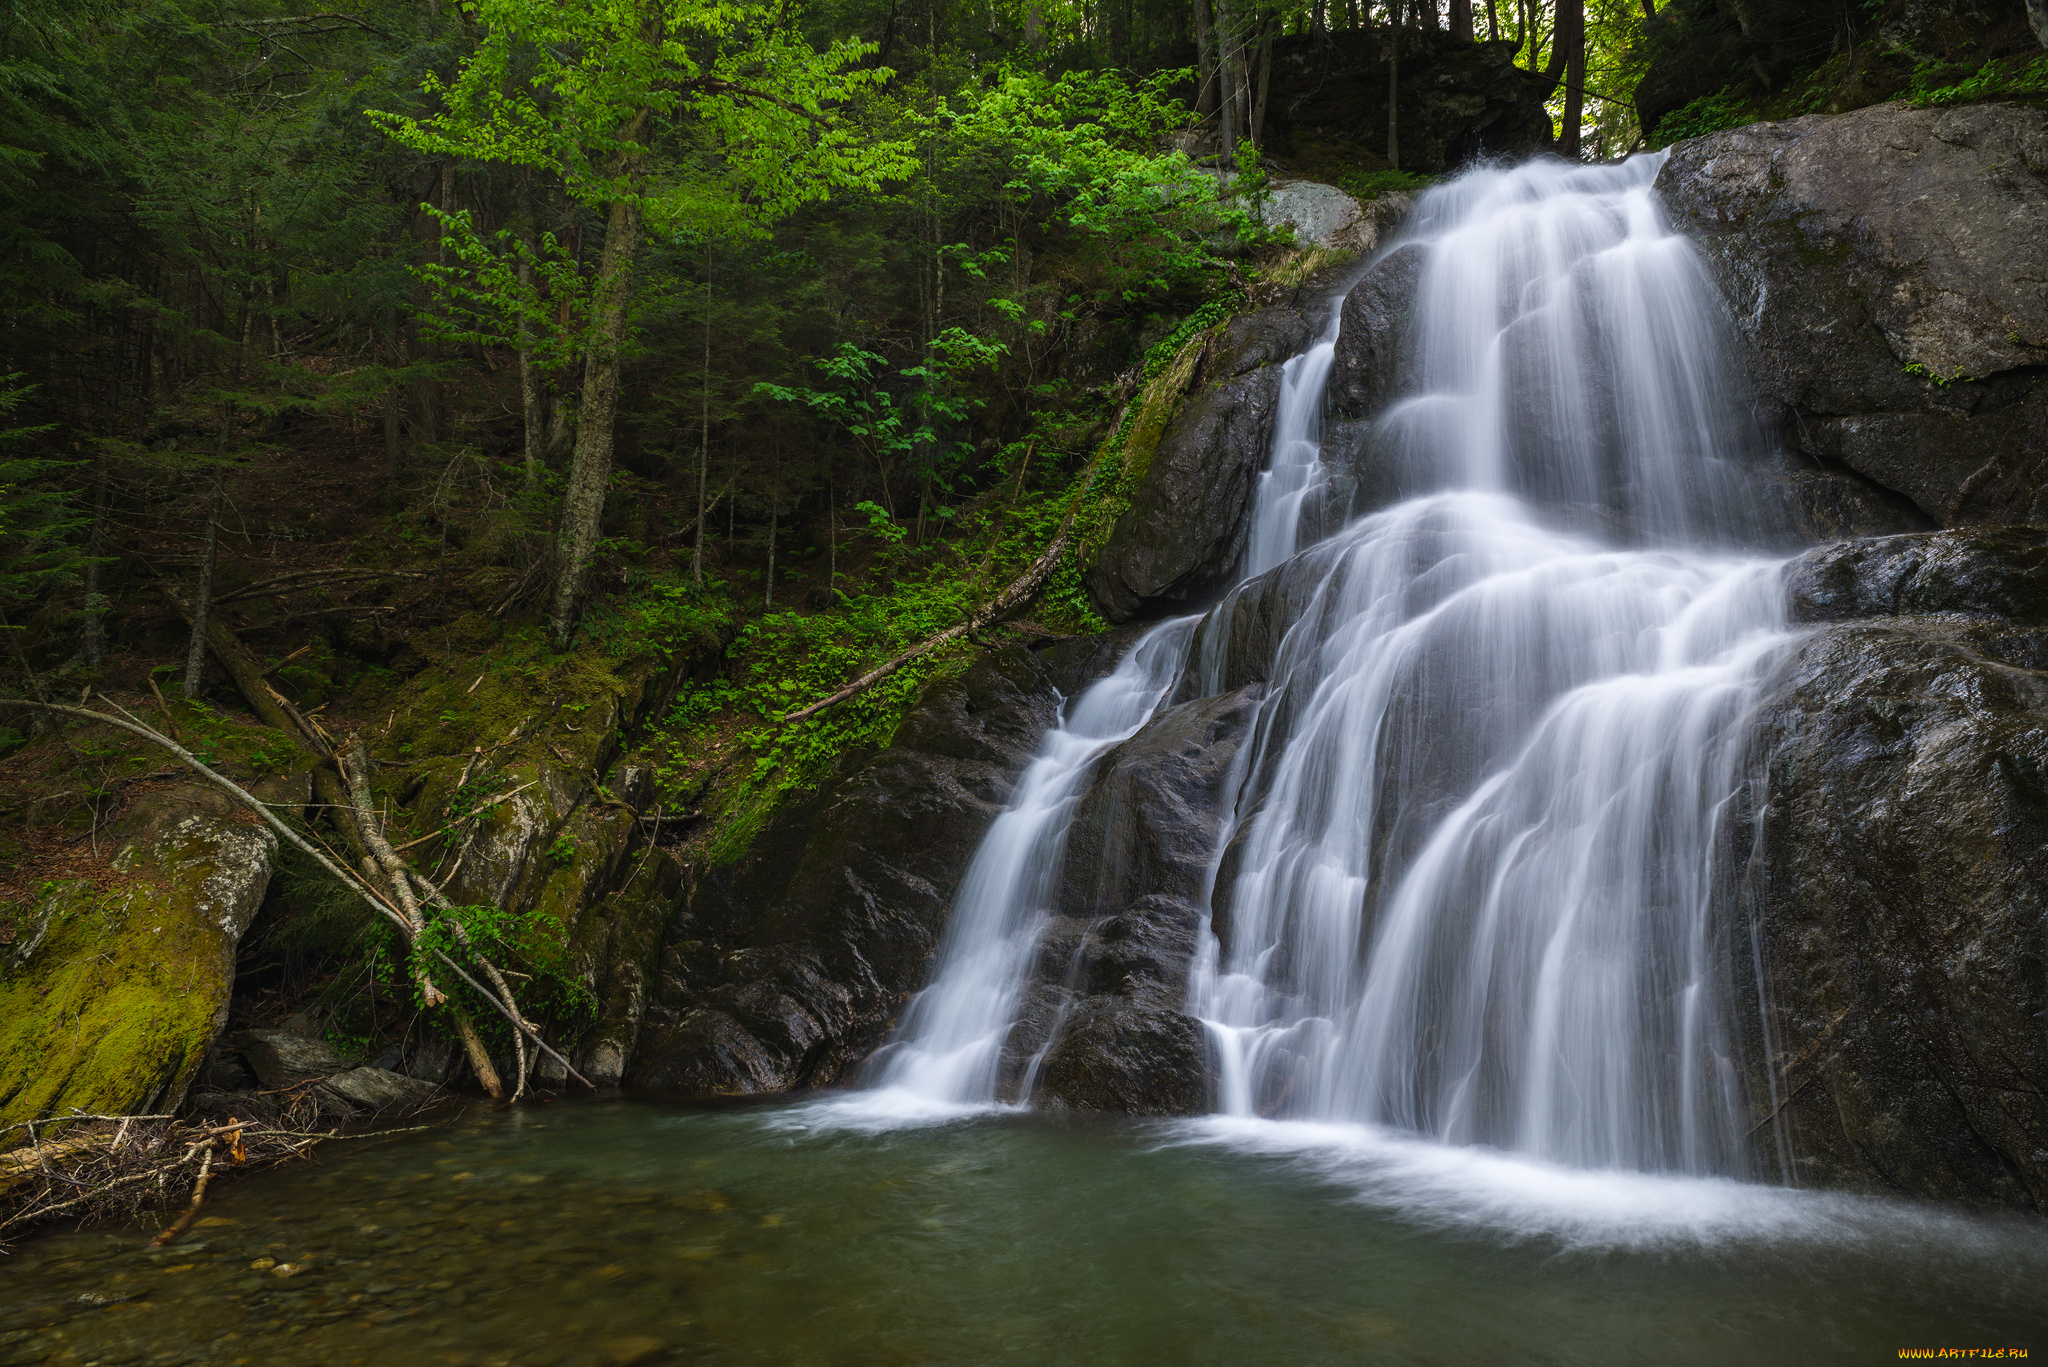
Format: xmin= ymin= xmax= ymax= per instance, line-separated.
xmin=182 ymin=460 xmax=226 ymax=700
xmin=515 ymin=177 xmax=545 ymax=485
xmin=692 ymin=237 xmax=712 ymax=586
xmin=1561 ymin=0 xmax=1586 ymax=157
xmin=1251 ymin=24 xmax=1274 ymax=148
xmin=1542 ymin=0 xmax=1582 ymax=116
xmin=1451 ymin=0 xmax=1471 ymax=39
xmin=1194 ymin=0 xmax=1219 ymax=118
xmin=1386 ymin=2 xmax=1401 ymax=169
xmin=764 ymin=496 xmax=776 ymax=609
xmin=1312 ymin=0 xmax=1326 ymax=33
xmin=548 ymin=159 xmax=644 ymax=649
xmin=1488 ymin=0 xmax=1499 ymax=39
xmin=82 ymin=461 xmax=109 ymax=668
xmin=1215 ymin=0 xmax=1238 ymax=164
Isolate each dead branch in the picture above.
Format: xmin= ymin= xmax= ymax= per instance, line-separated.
xmin=780 ymin=515 xmax=1076 ymax=725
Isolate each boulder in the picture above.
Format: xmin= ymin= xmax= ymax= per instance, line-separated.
xmin=316 ymin=1067 xmax=438 ymax=1112
xmin=1659 ymin=102 xmax=2048 ymax=527
xmin=0 ymin=776 xmax=302 ymax=1127
xmin=1034 ymin=1008 xmax=1211 ymax=1117
xmin=1085 ymin=308 xmax=1315 ymax=622
xmin=1733 ymin=530 xmax=2048 ymax=1208
xmin=1018 ymin=686 xmax=1260 ymax=1114
xmin=232 ymin=1028 xmax=353 ymax=1086
xmin=629 ymin=631 xmax=1144 ymax=1096
xmin=1258 ymin=30 xmax=1553 ymax=173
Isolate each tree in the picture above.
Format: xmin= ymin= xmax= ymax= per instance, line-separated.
xmin=376 ymin=0 xmax=911 ymax=648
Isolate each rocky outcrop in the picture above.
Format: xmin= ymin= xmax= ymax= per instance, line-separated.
xmin=1011 ymin=685 xmax=1261 ymax=1114
xmin=628 ymin=632 xmax=1141 ymax=1096
xmin=1257 ymin=30 xmax=1553 ymax=173
xmin=1736 ymin=528 xmax=2048 ymax=1208
xmin=1085 ymin=308 xmax=1317 ymax=622
xmin=1634 ymin=0 xmax=2040 ymax=141
xmin=1660 ymin=102 xmax=2048 ymax=528
xmin=0 ymin=776 xmax=304 ymax=1127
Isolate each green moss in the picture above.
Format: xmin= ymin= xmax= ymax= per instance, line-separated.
xmin=0 ymin=835 xmax=255 ymax=1127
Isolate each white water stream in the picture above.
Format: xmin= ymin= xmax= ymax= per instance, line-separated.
xmin=858 ymin=155 xmax=1798 ymax=1181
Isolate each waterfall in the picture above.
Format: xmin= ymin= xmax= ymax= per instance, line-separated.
xmin=868 ymin=154 xmax=1797 ymax=1175
xmin=860 ymin=620 xmax=1197 ymax=1106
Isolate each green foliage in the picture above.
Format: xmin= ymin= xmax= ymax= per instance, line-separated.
xmin=411 ymin=900 xmax=596 ymax=1032
xmin=1331 ymin=168 xmax=1439 ymax=201
xmin=1651 ymin=87 xmax=1754 ymax=148
xmin=0 ymin=376 xmax=77 ymax=618
xmin=1910 ymin=55 xmax=2048 ymax=108
xmin=372 ymin=0 xmax=911 ymax=237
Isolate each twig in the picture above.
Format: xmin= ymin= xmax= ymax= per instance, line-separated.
xmin=148 ymin=1142 xmax=216 ymax=1248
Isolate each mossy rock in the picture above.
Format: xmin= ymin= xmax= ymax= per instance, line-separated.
xmin=0 ymin=779 xmax=301 ymax=1127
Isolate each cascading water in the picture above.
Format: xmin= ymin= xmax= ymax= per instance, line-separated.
xmin=867 ymin=154 xmax=1799 ymax=1177
xmin=860 ymin=620 xmax=1196 ymax=1107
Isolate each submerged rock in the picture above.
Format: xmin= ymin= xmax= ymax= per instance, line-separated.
xmin=1660 ymin=102 xmax=2048 ymax=527
xmin=1737 ymin=529 xmax=2048 ymax=1208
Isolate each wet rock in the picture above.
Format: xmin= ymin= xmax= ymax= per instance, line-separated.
xmin=0 ymin=774 xmax=305 ymax=1127
xmin=1659 ymin=102 xmax=2048 ymax=526
xmin=315 ymin=1067 xmax=437 ymax=1113
xmin=1085 ymin=310 xmax=1315 ymax=622
xmin=1034 ymin=1008 xmax=1211 ymax=1116
xmin=631 ymin=633 xmax=1143 ymax=1096
xmin=1787 ymin=526 xmax=2048 ymax=628
xmin=1013 ymin=688 xmax=1259 ymax=1112
xmin=233 ymin=1030 xmax=352 ymax=1087
xmin=1326 ymin=242 xmax=1427 ymax=428
xmin=1734 ymin=530 xmax=2048 ymax=1209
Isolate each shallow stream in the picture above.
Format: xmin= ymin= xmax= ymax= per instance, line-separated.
xmin=4 ymin=1099 xmax=2044 ymax=1365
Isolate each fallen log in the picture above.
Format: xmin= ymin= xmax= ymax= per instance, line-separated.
xmin=780 ymin=516 xmax=1075 ymax=726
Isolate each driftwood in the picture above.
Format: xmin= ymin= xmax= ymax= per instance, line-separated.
xmin=780 ymin=516 xmax=1075 ymax=725
xmin=1 ymin=1112 xmax=431 ymax=1244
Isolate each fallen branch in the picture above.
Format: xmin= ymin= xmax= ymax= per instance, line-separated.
xmin=779 ymin=516 xmax=1075 ymax=726
xmin=0 ymin=697 xmax=592 ymax=1095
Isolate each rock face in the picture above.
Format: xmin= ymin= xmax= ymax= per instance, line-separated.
xmin=1258 ymin=30 xmax=1553 ymax=173
xmin=628 ymin=632 xmax=1141 ymax=1096
xmin=1014 ymin=685 xmax=1261 ymax=1115
xmin=1736 ymin=528 xmax=2048 ymax=1208
xmin=0 ymin=777 xmax=302 ymax=1127
xmin=1659 ymin=102 xmax=2048 ymax=528
xmin=1085 ymin=308 xmax=1318 ymax=624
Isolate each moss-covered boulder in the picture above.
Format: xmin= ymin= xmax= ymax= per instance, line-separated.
xmin=0 ymin=778 xmax=303 ymax=1127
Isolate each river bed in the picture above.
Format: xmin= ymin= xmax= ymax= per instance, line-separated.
xmin=3 ymin=1098 xmax=2043 ymax=1365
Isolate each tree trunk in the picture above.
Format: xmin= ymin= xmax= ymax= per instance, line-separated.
xmin=692 ymin=237 xmax=712 ymax=586
xmin=1542 ymin=0 xmax=1582 ymax=115
xmin=1193 ymin=0 xmax=1219 ymax=118
xmin=1561 ymin=0 xmax=1585 ymax=158
xmin=1451 ymin=0 xmax=1471 ymax=40
xmin=182 ymin=466 xmax=226 ymax=700
xmin=515 ymin=177 xmax=545 ymax=485
xmin=82 ymin=461 xmax=109 ymax=668
xmin=548 ymin=183 xmax=643 ymax=649
xmin=1386 ymin=3 xmax=1401 ymax=170
xmin=1251 ymin=25 xmax=1274 ymax=148
xmin=764 ymin=497 xmax=776 ymax=609
xmin=1487 ymin=0 xmax=1499 ymax=39
xmin=1215 ymin=0 xmax=1238 ymax=164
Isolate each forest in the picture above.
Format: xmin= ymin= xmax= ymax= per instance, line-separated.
xmin=2 ymin=0 xmax=2047 ymax=1352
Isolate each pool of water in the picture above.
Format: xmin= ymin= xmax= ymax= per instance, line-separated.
xmin=3 ymin=1097 xmax=2043 ymax=1366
